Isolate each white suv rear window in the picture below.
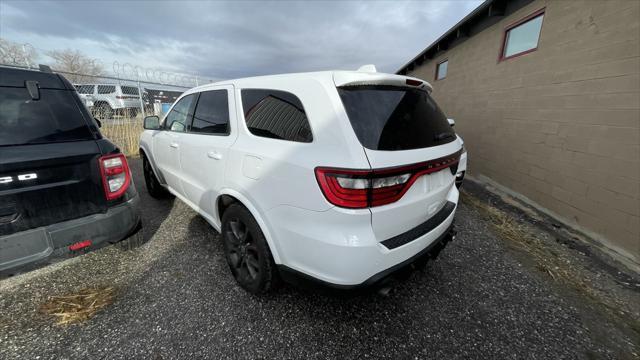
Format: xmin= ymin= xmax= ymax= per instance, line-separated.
xmin=338 ymin=86 xmax=455 ymax=151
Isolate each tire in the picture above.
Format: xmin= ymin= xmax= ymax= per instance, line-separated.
xmin=221 ymin=204 xmax=278 ymax=294
xmin=142 ymin=154 xmax=171 ymax=199
xmin=94 ymin=103 xmax=113 ymax=120
xmin=126 ymin=108 xmax=138 ymax=118
xmin=118 ymin=228 xmax=145 ymax=250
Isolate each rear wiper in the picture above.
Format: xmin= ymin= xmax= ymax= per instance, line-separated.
xmin=434 ymin=132 xmax=454 ymax=141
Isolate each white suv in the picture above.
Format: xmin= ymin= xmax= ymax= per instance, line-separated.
xmin=140 ymin=67 xmax=467 ymax=294
xmin=75 ymin=84 xmax=142 ymax=119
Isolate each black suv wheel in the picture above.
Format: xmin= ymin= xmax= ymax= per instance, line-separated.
xmin=221 ymin=204 xmax=278 ymax=294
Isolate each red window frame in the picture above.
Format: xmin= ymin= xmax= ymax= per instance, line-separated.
xmin=498 ymin=8 xmax=545 ymax=62
xmin=434 ymin=59 xmax=448 ymax=81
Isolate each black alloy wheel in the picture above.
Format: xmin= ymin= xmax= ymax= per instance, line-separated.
xmin=221 ymin=204 xmax=277 ymax=294
xmin=226 ymin=218 xmax=261 ymax=282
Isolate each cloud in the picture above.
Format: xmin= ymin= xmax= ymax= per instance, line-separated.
xmin=0 ymin=0 xmax=482 ymax=81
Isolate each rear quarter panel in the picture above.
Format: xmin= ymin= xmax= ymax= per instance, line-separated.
xmin=139 ymin=130 xmax=164 ymax=182
xmin=225 ymin=76 xmax=370 ymax=214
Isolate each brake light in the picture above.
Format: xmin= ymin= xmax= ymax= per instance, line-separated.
xmin=315 ymin=151 xmax=461 ymax=209
xmin=99 ymin=154 xmax=131 ymax=200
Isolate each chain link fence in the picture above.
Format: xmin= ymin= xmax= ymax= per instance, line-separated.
xmin=65 ymin=67 xmax=191 ymax=157
xmin=1 ymin=39 xmax=214 ymax=156
xmin=1 ymin=62 xmax=203 ymax=156
xmin=71 ymin=69 xmax=192 ymax=157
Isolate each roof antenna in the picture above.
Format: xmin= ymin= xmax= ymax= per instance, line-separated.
xmin=357 ymin=64 xmax=377 ymax=73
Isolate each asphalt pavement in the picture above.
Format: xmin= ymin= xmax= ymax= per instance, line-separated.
xmin=0 ymin=158 xmax=638 ymax=359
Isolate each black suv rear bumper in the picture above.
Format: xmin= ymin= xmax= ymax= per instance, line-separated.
xmin=0 ymin=194 xmax=141 ymax=278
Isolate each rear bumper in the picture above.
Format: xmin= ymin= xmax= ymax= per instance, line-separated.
xmin=113 ymin=101 xmax=141 ymax=109
xmin=0 ymin=194 xmax=141 ymax=278
xmin=278 ymin=224 xmax=456 ymax=292
xmin=265 ymin=187 xmax=458 ymax=287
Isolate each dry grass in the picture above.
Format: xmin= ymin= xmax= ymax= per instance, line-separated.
xmin=39 ymin=286 xmax=116 ymax=325
xmin=463 ymin=191 xmax=593 ymax=289
xmin=462 ymin=191 xmax=640 ymax=336
xmin=100 ymin=117 xmax=144 ymax=157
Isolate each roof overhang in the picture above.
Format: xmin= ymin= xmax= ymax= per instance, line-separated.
xmin=396 ymin=0 xmax=514 ymax=74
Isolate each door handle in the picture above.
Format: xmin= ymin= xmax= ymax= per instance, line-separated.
xmin=207 ymin=151 xmax=222 ymax=160
xmin=170 ymin=143 xmax=179 ymax=148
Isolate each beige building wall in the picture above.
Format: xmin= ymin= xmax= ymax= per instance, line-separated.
xmin=407 ymin=0 xmax=640 ymax=264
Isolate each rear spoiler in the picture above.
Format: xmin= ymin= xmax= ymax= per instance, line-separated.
xmin=333 ymin=72 xmax=432 ymax=92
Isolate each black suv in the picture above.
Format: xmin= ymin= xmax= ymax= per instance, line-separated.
xmin=0 ymin=66 xmax=141 ymax=277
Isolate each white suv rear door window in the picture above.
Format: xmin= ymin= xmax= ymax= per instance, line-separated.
xmin=190 ymin=90 xmax=229 ymax=135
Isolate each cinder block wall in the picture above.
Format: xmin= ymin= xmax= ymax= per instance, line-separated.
xmin=408 ymin=0 xmax=639 ymax=264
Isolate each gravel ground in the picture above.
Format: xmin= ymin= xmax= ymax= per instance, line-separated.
xmin=1 ymin=158 xmax=638 ymax=359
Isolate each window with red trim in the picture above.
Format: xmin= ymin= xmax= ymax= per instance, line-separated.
xmin=500 ymin=9 xmax=545 ymax=61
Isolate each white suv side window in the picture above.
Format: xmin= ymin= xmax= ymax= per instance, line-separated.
xmin=97 ymin=85 xmax=115 ymax=94
xmin=190 ymin=90 xmax=229 ymax=135
xmin=241 ymin=89 xmax=312 ymax=143
xmin=75 ymin=85 xmax=95 ymax=94
xmin=165 ymin=94 xmax=196 ymax=132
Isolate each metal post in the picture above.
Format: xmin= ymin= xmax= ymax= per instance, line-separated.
xmin=137 ymin=80 xmax=146 ymax=118
xmin=22 ymin=44 xmax=31 ymax=68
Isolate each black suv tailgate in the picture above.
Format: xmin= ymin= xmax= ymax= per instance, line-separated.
xmin=0 ymin=142 xmax=107 ymax=236
xmin=0 ymin=69 xmax=107 ymax=236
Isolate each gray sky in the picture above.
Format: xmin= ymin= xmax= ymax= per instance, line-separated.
xmin=0 ymin=0 xmax=482 ymax=81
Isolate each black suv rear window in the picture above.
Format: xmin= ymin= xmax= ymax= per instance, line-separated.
xmin=338 ymin=86 xmax=455 ymax=151
xmin=0 ymin=87 xmax=93 ymax=146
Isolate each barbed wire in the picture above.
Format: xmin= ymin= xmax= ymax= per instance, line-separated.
xmin=112 ymin=61 xmax=202 ymax=87
xmin=0 ymin=62 xmax=193 ymax=90
xmin=3 ymin=40 xmax=211 ymax=88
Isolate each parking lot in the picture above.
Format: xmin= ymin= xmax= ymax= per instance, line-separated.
xmin=1 ymin=158 xmax=638 ymax=359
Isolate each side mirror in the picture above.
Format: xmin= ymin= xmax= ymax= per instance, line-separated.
xmin=144 ymin=115 xmax=161 ymax=130
xmin=447 ymin=118 xmax=455 ymax=127
xmin=94 ymin=118 xmax=102 ymax=128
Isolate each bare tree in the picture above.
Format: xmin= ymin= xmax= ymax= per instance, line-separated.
xmin=47 ymin=49 xmax=105 ymax=83
xmin=0 ymin=38 xmax=37 ymax=67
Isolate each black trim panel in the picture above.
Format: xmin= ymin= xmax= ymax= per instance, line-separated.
xmin=381 ymin=201 xmax=456 ymax=250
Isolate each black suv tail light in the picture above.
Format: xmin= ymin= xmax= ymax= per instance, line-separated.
xmin=99 ymin=154 xmax=131 ymax=200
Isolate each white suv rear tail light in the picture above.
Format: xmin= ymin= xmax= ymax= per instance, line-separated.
xmin=99 ymin=154 xmax=131 ymax=200
xmin=315 ymin=150 xmax=461 ymax=209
